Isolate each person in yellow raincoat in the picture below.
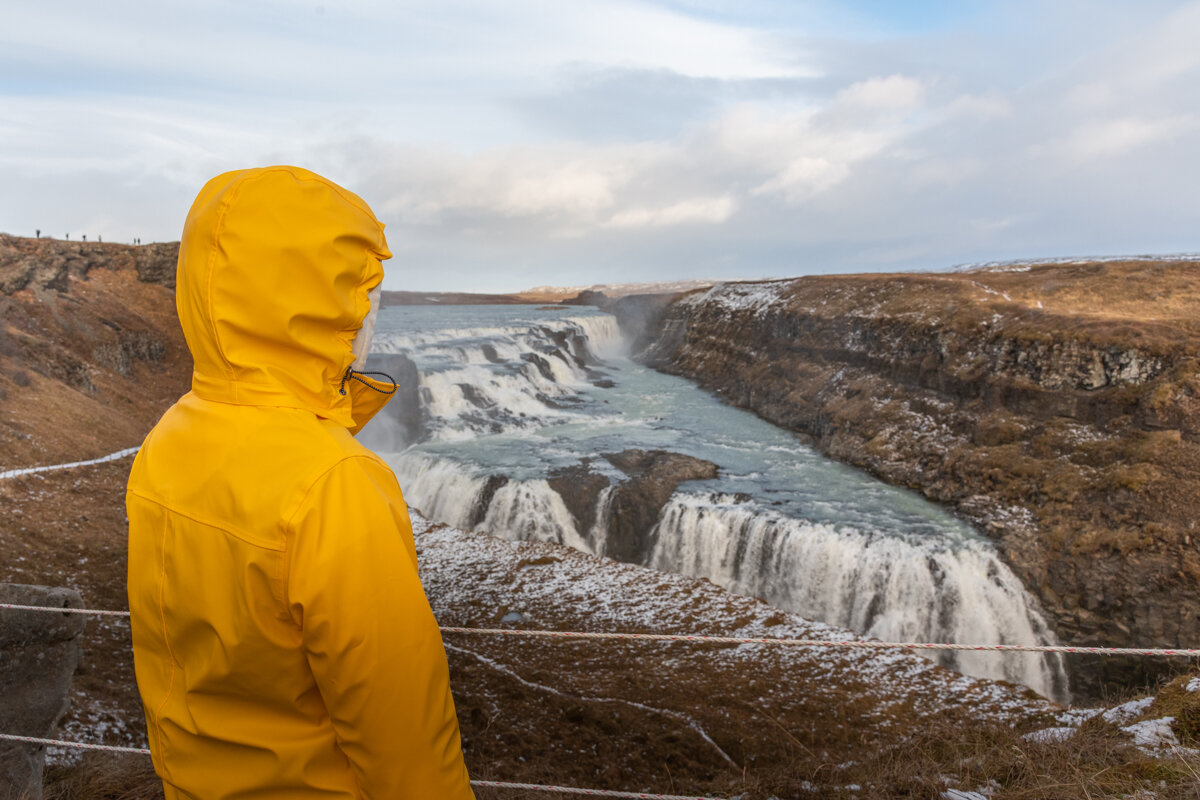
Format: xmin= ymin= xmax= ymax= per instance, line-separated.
xmin=126 ymin=165 xmax=475 ymax=799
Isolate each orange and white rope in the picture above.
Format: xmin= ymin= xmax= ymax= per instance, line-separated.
xmin=0 ymin=734 xmax=717 ymax=799
xmin=0 ymin=447 xmax=139 ymax=481
xmin=4 ymin=603 xmax=1198 ymax=656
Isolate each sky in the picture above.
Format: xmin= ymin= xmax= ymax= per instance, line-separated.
xmin=3 ymin=0 xmax=1200 ymax=292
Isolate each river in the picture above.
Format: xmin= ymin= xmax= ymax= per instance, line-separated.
xmin=362 ymin=303 xmax=1068 ymax=700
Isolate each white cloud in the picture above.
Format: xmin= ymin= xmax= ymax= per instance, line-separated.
xmin=337 ymin=75 xmax=927 ymax=234
xmin=606 ymin=195 xmax=737 ymax=228
xmin=356 ymin=142 xmax=658 ymax=227
xmin=906 ymin=157 xmax=983 ymax=188
xmin=754 ymin=156 xmax=850 ymax=200
xmin=835 ymin=74 xmax=925 ymax=111
xmin=946 ymin=94 xmax=1011 ymax=120
xmin=1052 ymin=116 xmax=1194 ymax=163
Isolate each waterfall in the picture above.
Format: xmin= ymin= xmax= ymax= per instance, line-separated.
xmin=565 ymin=315 xmax=626 ymax=360
xmin=371 ymin=314 xmax=618 ymax=441
xmin=649 ymin=493 xmax=1067 ymax=701
xmin=587 ymin=485 xmax=617 ymax=555
xmin=481 ymin=480 xmax=592 ymax=552
xmin=370 ymin=306 xmax=1071 ymax=701
xmin=389 ymin=452 xmax=488 ymax=530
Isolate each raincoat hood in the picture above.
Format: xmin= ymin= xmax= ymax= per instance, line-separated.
xmin=177 ymin=165 xmax=394 ymax=433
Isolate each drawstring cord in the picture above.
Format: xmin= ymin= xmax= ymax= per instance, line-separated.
xmin=339 ymin=366 xmax=398 ymax=396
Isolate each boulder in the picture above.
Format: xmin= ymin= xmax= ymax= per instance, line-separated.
xmin=0 ymin=583 xmax=86 ymax=800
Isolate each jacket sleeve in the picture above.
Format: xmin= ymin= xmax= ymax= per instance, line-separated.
xmin=286 ymin=455 xmax=474 ymax=800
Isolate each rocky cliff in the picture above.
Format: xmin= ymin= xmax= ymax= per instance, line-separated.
xmin=0 ymin=235 xmax=189 ymax=466
xmin=617 ymin=262 xmax=1200 ymax=697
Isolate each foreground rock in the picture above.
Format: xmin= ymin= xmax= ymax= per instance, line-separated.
xmin=617 ymin=262 xmax=1200 ymax=698
xmin=547 ymin=449 xmax=719 ymax=562
xmin=0 ymin=584 xmax=85 ymax=800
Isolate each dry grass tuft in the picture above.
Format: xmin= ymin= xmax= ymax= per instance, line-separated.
xmin=42 ymin=754 xmax=162 ymax=800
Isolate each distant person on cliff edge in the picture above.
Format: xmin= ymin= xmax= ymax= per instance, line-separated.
xmin=125 ymin=165 xmax=475 ymax=799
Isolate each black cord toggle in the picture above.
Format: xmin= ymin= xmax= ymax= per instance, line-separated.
xmin=339 ymin=366 xmax=398 ymax=396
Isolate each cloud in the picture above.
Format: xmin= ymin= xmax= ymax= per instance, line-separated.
xmin=1052 ymin=116 xmax=1195 ymax=163
xmin=606 ymin=195 xmax=737 ymax=228
xmin=4 ymin=0 xmax=1200 ymax=293
xmin=333 ymin=74 xmax=927 ymax=236
xmin=835 ymin=74 xmax=924 ymax=111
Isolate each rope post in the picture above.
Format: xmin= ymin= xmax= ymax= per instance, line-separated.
xmin=0 ymin=584 xmax=86 ymax=800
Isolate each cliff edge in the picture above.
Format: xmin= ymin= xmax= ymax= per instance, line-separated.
xmin=618 ymin=262 xmax=1200 ymax=697
xmin=0 ymin=235 xmax=189 ymax=467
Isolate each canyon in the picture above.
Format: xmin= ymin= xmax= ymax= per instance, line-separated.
xmin=613 ymin=263 xmax=1200 ymax=697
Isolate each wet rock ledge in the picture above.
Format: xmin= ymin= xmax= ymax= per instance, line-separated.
xmin=549 ymin=449 xmax=719 ymax=563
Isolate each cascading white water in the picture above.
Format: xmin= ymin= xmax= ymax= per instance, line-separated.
xmin=372 ymin=314 xmax=618 ymax=441
xmin=481 ymin=480 xmax=591 ymax=552
xmin=564 ymin=315 xmax=626 ymax=360
xmin=587 ymin=485 xmax=617 ymax=555
xmin=649 ymin=494 xmax=1065 ymax=698
xmin=389 ymin=451 xmax=487 ymax=530
xmin=369 ymin=305 xmax=1070 ymax=701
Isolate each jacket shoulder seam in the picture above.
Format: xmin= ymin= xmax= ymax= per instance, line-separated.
xmin=126 ymin=488 xmax=287 ymax=552
xmin=282 ymin=453 xmax=389 ymax=532
xmin=281 ymin=454 xmax=395 ymax=618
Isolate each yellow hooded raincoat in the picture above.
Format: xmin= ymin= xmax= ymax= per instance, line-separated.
xmin=126 ymin=166 xmax=474 ymax=799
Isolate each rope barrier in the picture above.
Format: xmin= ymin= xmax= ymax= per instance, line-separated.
xmin=0 ymin=733 xmax=150 ymax=755
xmin=0 ymin=734 xmax=719 ymax=799
xmin=0 ymin=603 xmax=132 ymax=618
xmin=469 ymin=780 xmax=717 ymax=799
xmin=0 ymin=447 xmax=139 ymax=481
xmin=439 ymin=627 xmax=1200 ymax=657
xmin=4 ymin=603 xmax=1200 ymax=656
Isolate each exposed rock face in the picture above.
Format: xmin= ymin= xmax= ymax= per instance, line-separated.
xmin=468 ymin=475 xmax=511 ymax=530
xmin=620 ymin=264 xmax=1200 ymax=698
xmin=548 ymin=450 xmax=719 ymax=564
xmin=0 ymin=235 xmax=191 ymax=467
xmin=602 ymin=450 xmax=719 ymax=563
xmin=609 ymin=292 xmax=685 ymax=356
xmin=547 ymin=462 xmax=611 ymax=546
xmin=0 ymin=235 xmax=178 ymax=294
xmin=0 ymin=584 xmax=85 ymax=800
xmin=563 ymin=289 xmax=610 ymax=306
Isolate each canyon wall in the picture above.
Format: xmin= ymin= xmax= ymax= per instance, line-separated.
xmin=0 ymin=235 xmax=189 ymax=465
xmin=617 ymin=263 xmax=1200 ymax=697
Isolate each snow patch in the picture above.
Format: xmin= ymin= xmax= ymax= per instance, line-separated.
xmin=1022 ymin=726 xmax=1075 ymax=744
xmin=1102 ymin=696 xmax=1154 ymax=725
xmin=684 ymin=280 xmax=792 ymax=317
xmin=953 ymin=253 xmax=1200 ymax=273
xmin=1121 ymin=716 xmax=1181 ymax=755
xmin=1056 ymin=707 xmax=1103 ymax=727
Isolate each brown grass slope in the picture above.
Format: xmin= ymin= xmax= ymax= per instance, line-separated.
xmin=629 ymin=261 xmax=1200 ymax=699
xmin=0 ymin=234 xmax=189 ymax=466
